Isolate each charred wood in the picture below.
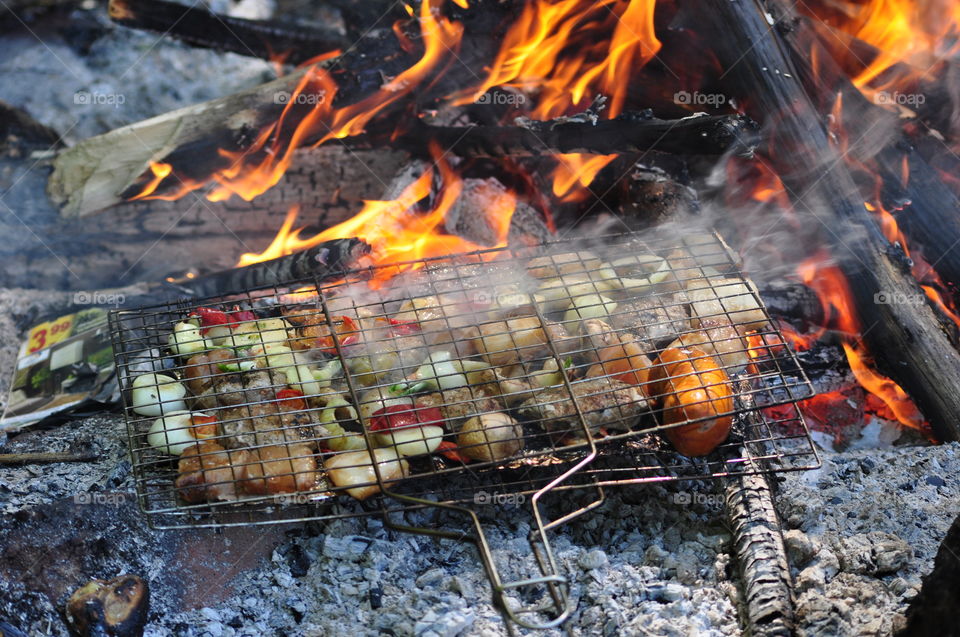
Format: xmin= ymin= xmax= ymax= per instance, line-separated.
xmin=387 ymin=112 xmax=758 ymax=158
xmin=48 ymin=4 xmax=502 ymax=218
xmin=725 ymin=464 xmax=794 ymax=637
xmin=759 ymin=282 xmax=825 ymax=326
xmin=108 ymin=0 xmax=348 ymax=65
xmin=762 ymin=2 xmax=960 ymax=298
xmin=898 ymin=513 xmax=960 ymax=637
xmin=692 ymin=0 xmax=960 ymax=442
xmin=166 ymin=238 xmax=369 ymax=298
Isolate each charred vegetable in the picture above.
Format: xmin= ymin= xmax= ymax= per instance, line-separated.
xmin=325 ymin=448 xmax=409 ymax=500
xmin=66 ymin=575 xmax=149 ymax=637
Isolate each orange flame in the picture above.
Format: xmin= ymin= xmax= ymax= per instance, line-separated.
xmin=795 ymin=251 xmax=930 ymax=433
xmin=132 ymin=0 xmax=463 ymax=205
xmin=237 ymin=147 xmax=516 ymax=282
xmin=551 ymin=153 xmax=617 ymax=201
xmin=802 ymin=0 xmax=960 ymax=105
xmin=455 ymin=0 xmax=661 ymax=119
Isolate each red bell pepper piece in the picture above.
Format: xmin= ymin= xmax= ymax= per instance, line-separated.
xmin=190 ymin=414 xmax=218 ymax=439
xmin=369 ymin=404 xmax=444 ymax=431
xmin=276 ymin=388 xmax=307 ymax=411
xmin=317 ymin=315 xmax=360 ymax=353
xmin=436 ymin=441 xmax=470 ymax=463
xmin=190 ymin=307 xmax=231 ymax=334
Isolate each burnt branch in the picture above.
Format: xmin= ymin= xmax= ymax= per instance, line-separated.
xmin=389 ymin=112 xmax=758 ymax=158
xmin=763 ymin=2 xmax=960 ymax=298
xmin=166 ymin=238 xmax=369 ymax=297
xmin=108 ymin=0 xmax=347 ymax=65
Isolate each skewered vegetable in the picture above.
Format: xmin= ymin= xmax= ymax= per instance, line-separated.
xmin=457 ymin=412 xmax=523 ymax=462
xmin=131 ymin=374 xmax=187 ymax=416
xmin=325 ymin=448 xmax=409 ymax=500
xmin=391 ymin=351 xmax=468 ymax=395
xmin=648 ymin=346 xmax=734 ymax=457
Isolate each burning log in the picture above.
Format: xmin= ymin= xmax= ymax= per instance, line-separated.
xmin=762 ymin=3 xmax=960 ymax=304
xmin=387 ymin=112 xmax=758 ymax=158
xmin=49 ymin=2 xmax=481 ymax=218
xmin=692 ymin=0 xmax=960 ymax=442
xmin=108 ymin=0 xmax=348 ymax=66
xmin=47 ymin=67 xmax=312 ymax=218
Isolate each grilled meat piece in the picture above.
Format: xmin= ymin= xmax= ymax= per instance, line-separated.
xmin=175 ymin=441 xmax=241 ymax=503
xmin=415 ymin=388 xmax=502 ymax=427
xmin=192 ymin=369 xmax=287 ymax=411
xmin=219 ymin=400 xmax=325 ymax=449
xmin=517 ymin=377 xmax=649 ymax=433
xmin=183 ymin=349 xmax=236 ymax=396
xmin=176 ymin=441 xmax=318 ymax=503
xmin=606 ymin=296 xmax=690 ymax=347
xmin=235 ymin=443 xmax=318 ymax=495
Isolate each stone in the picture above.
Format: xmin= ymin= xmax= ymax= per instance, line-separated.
xmin=783 ymin=529 xmax=818 ymax=567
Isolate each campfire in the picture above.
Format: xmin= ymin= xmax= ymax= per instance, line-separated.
xmin=3 ymin=0 xmax=960 ymax=634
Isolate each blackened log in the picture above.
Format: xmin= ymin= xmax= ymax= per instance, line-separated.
xmin=692 ymin=0 xmax=960 ymax=442
xmin=393 ymin=112 xmax=758 ymax=158
xmin=108 ymin=0 xmax=347 ymax=65
xmin=167 ymin=238 xmax=369 ymax=297
xmin=759 ymin=282 xmax=825 ymax=325
xmin=763 ymin=3 xmax=960 ymax=295
xmin=725 ymin=469 xmax=794 ymax=637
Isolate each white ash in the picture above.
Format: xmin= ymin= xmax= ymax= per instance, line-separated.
xmin=0 ymin=3 xmax=276 ymax=144
xmin=140 ymin=481 xmax=741 ymax=637
xmin=778 ymin=442 xmax=960 ymax=636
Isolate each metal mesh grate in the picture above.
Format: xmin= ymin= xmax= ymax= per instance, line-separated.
xmin=110 ymin=231 xmax=818 ymax=529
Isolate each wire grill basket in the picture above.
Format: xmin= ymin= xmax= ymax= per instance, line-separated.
xmin=112 ymin=231 xmax=816 ymax=523
xmin=111 ymin=231 xmax=819 ymax=628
